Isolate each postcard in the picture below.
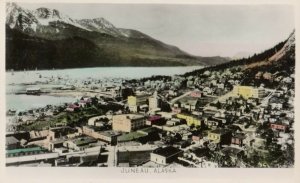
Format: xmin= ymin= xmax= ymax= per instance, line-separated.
xmin=1 ymin=0 xmax=299 ymax=183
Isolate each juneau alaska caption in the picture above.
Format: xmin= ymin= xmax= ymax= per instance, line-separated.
xmin=5 ymin=3 xmax=295 ymax=168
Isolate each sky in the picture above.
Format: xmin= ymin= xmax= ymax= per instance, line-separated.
xmin=19 ymin=3 xmax=295 ymax=57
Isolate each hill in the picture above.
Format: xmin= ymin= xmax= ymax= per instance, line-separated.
xmin=184 ymin=30 xmax=295 ymax=88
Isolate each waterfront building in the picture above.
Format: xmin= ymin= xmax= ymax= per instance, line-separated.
xmin=26 ymin=87 xmax=41 ymax=95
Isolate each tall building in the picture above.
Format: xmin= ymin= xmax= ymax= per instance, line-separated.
xmin=127 ymin=93 xmax=150 ymax=112
xmin=112 ymin=114 xmax=146 ymax=132
xmin=149 ymin=91 xmax=159 ymax=111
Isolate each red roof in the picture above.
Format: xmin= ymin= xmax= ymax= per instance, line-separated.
xmin=148 ymin=115 xmax=162 ymax=121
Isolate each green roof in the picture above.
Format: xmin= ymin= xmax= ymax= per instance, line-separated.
xmin=117 ymin=132 xmax=147 ymax=142
xmin=6 ymin=147 xmax=44 ymax=155
xmin=138 ymin=127 xmax=158 ymax=133
xmin=73 ymin=137 xmax=97 ymax=146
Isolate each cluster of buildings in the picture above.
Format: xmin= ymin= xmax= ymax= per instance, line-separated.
xmin=5 ymin=67 xmax=294 ymax=168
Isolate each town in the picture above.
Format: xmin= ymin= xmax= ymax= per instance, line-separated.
xmin=5 ymin=65 xmax=295 ymax=168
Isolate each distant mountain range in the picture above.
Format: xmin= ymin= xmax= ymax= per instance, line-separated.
xmin=5 ymin=3 xmax=231 ymax=70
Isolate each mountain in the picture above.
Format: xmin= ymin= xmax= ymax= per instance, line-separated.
xmin=232 ymin=51 xmax=253 ymax=60
xmin=6 ymin=3 xmax=230 ymax=70
xmin=184 ymin=30 xmax=295 ymax=88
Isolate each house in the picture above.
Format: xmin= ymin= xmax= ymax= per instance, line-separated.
xmin=217 ymin=83 xmax=225 ymax=89
xmin=270 ymin=123 xmax=287 ymax=132
xmin=174 ymin=96 xmax=200 ymax=112
xmin=78 ymin=100 xmax=90 ymax=108
xmin=190 ymin=90 xmax=202 ymax=98
xmin=150 ymin=146 xmax=183 ymax=165
xmin=231 ymin=133 xmax=246 ymax=147
xmin=192 ymin=133 xmax=205 ymax=142
xmin=205 ymin=117 xmax=226 ymax=129
xmin=207 ymin=129 xmax=232 ymax=146
xmin=205 ymin=119 xmax=219 ymax=130
xmin=269 ymin=97 xmax=285 ymax=110
xmin=172 ymin=107 xmax=182 ymax=114
xmin=203 ymin=87 xmax=212 ymax=95
xmin=66 ymin=104 xmax=80 ymax=112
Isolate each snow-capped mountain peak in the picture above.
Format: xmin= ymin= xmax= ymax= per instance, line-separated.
xmin=6 ymin=3 xmax=135 ymax=38
xmin=32 ymin=7 xmax=89 ymax=30
xmin=6 ymin=2 xmax=38 ymax=31
xmin=6 ymin=3 xmax=90 ymax=32
xmin=92 ymin=17 xmax=115 ymax=29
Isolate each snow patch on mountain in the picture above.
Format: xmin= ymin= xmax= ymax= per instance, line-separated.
xmin=33 ymin=7 xmax=90 ymax=31
xmin=76 ymin=18 xmax=126 ymax=37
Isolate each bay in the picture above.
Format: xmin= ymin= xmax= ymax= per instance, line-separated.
xmin=6 ymin=66 xmax=203 ymax=111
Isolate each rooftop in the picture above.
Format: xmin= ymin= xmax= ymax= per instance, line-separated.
xmin=221 ymin=146 xmax=243 ymax=156
xmin=114 ymin=114 xmax=145 ymax=120
xmin=233 ymin=133 xmax=246 ymax=139
xmin=99 ymin=130 xmax=121 ymax=137
xmin=6 ymin=147 xmax=46 ymax=155
xmin=6 ymin=136 xmax=20 ymax=145
xmin=137 ymin=127 xmax=160 ymax=134
xmin=117 ymin=132 xmax=147 ymax=142
xmin=210 ymin=128 xmax=231 ymax=135
xmin=148 ymin=115 xmax=162 ymax=121
xmin=72 ymin=137 xmax=97 ymax=146
xmin=152 ymin=146 xmax=183 ymax=157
